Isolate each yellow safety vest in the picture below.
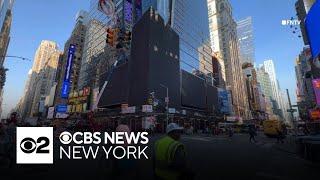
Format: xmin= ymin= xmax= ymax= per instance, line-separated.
xmin=154 ymin=136 xmax=185 ymax=180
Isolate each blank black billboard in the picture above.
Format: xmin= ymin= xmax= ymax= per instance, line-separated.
xmin=98 ymin=63 xmax=129 ymax=107
xmin=181 ymin=70 xmax=206 ymax=109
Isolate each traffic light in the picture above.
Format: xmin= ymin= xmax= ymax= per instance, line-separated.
xmin=106 ymin=28 xmax=115 ymax=47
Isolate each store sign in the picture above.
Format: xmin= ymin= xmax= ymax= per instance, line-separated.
xmin=47 ymin=107 xmax=55 ymax=119
xmin=218 ymin=89 xmax=231 ymax=114
xmin=312 ymin=79 xmax=320 ymax=105
xmin=56 ymin=105 xmax=68 ymax=113
xmin=309 ymin=109 xmax=320 ymax=120
xmin=182 ymin=110 xmax=187 ymax=115
xmin=121 ymin=106 xmax=136 ymax=114
xmin=61 ymin=44 xmax=76 ymax=99
xmin=142 ymin=105 xmax=153 ymax=113
xmin=55 ymin=113 xmax=68 ymax=119
xmin=168 ymin=108 xmax=176 ymax=114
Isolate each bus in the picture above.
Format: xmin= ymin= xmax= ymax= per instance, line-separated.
xmin=263 ymin=118 xmax=282 ymax=137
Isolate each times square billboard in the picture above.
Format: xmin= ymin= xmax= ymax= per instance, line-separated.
xmin=305 ymin=0 xmax=320 ymax=58
xmin=312 ymin=78 xmax=320 ymax=106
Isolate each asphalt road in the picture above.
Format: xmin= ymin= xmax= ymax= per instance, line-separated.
xmin=1 ymin=133 xmax=319 ymax=180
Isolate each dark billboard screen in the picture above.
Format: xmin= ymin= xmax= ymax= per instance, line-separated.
xmin=305 ymin=1 xmax=320 ymax=58
xmin=98 ymin=63 xmax=129 ymax=107
xmin=181 ymin=70 xmax=206 ymax=109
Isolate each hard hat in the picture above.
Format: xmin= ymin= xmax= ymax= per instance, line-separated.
xmin=166 ymin=123 xmax=183 ymax=134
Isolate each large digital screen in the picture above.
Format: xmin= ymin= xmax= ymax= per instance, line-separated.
xmin=124 ymin=0 xmax=133 ymax=23
xmin=312 ymin=78 xmax=320 ymax=105
xmin=61 ymin=44 xmax=76 ymax=99
xmin=305 ymin=0 xmax=320 ymax=58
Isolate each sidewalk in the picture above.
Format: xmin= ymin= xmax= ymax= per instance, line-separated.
xmin=272 ymin=135 xmax=297 ymax=154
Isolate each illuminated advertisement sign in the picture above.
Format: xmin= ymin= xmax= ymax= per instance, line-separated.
xmin=312 ymin=78 xmax=320 ymax=105
xmin=305 ymin=0 xmax=320 ymax=58
xmin=124 ymin=0 xmax=133 ymax=23
xmin=61 ymin=44 xmax=76 ymax=98
xmin=56 ymin=105 xmax=68 ymax=113
xmin=98 ymin=0 xmax=115 ymax=16
xmin=309 ymin=109 xmax=320 ymax=120
xmin=64 ymin=44 xmax=76 ymax=82
xmin=218 ymin=90 xmax=231 ymax=114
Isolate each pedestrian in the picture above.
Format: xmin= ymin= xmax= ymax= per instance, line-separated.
xmin=248 ymin=126 xmax=257 ymax=143
xmin=228 ymin=127 xmax=234 ymax=138
xmin=154 ymin=123 xmax=194 ymax=180
xmin=276 ymin=128 xmax=284 ymax=144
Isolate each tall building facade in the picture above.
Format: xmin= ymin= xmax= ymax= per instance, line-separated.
xmin=21 ymin=40 xmax=59 ymax=118
xmin=80 ymin=0 xmax=217 ymax=111
xmin=295 ymin=46 xmax=315 ymax=120
xmin=262 ymin=60 xmax=287 ymax=120
xmin=54 ymin=11 xmax=87 ymax=107
xmin=263 ymin=60 xmax=280 ymax=103
xmin=0 ymin=0 xmax=13 ymax=64
xmin=256 ymin=66 xmax=273 ymax=99
xmin=78 ymin=0 xmax=143 ymax=90
xmin=207 ymin=0 xmax=249 ymax=118
xmin=142 ymin=0 xmax=171 ymax=25
xmin=237 ymin=16 xmax=255 ymax=64
xmin=30 ymin=51 xmax=62 ymax=117
xmin=0 ymin=0 xmax=13 ymax=117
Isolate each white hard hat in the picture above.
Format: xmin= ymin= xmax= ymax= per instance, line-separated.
xmin=166 ymin=123 xmax=183 ymax=134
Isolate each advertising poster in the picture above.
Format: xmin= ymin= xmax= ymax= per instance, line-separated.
xmin=312 ymin=78 xmax=320 ymax=105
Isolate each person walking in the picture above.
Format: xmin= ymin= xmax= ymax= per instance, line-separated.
xmin=276 ymin=128 xmax=284 ymax=144
xmin=248 ymin=126 xmax=257 ymax=143
xmin=154 ymin=123 xmax=193 ymax=180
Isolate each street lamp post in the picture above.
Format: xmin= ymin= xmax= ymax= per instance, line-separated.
xmin=0 ymin=55 xmax=32 ymax=61
xmin=160 ymin=84 xmax=169 ymax=127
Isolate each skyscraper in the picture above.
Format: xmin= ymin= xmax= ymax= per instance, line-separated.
xmin=0 ymin=0 xmax=14 ymax=117
xmin=21 ymin=40 xmax=59 ymax=118
xmin=237 ymin=17 xmax=255 ymax=64
xmin=54 ymin=11 xmax=87 ymax=107
xmin=262 ymin=60 xmax=287 ymax=120
xmin=32 ymin=41 xmax=59 ymax=73
xmin=30 ymin=50 xmax=62 ymax=117
xmin=78 ymin=0 xmax=143 ymax=90
xmin=256 ymin=66 xmax=273 ymax=99
xmin=207 ymin=0 xmax=249 ymax=118
xmin=142 ymin=0 xmax=171 ymax=25
xmin=144 ymin=0 xmax=213 ymax=81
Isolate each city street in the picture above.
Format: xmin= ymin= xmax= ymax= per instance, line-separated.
xmin=2 ymin=133 xmax=319 ymax=180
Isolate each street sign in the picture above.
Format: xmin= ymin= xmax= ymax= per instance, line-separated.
xmin=142 ymin=105 xmax=153 ymax=113
xmin=121 ymin=106 xmax=136 ymax=114
xmin=165 ymin=97 xmax=169 ymax=103
xmin=168 ymin=108 xmax=176 ymax=114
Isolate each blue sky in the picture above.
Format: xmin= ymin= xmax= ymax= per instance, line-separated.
xmin=2 ymin=0 xmax=303 ymax=117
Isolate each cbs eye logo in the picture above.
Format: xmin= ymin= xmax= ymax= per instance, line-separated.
xmin=20 ymin=137 xmax=50 ymax=154
xmin=59 ymin=131 xmax=72 ymax=144
xmin=16 ymin=127 xmax=53 ymax=164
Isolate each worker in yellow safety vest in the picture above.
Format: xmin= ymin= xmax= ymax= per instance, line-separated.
xmin=154 ymin=123 xmax=193 ymax=180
